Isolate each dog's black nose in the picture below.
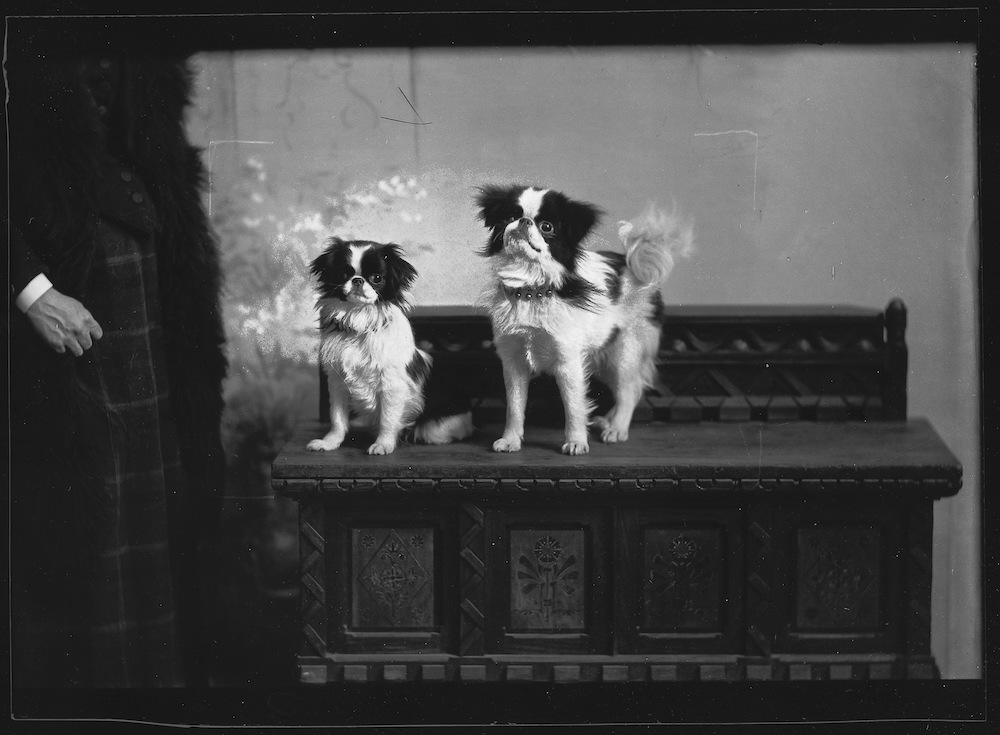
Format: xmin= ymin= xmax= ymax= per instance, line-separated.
xmin=351 ymin=276 xmax=365 ymax=287
xmin=518 ymin=217 xmax=533 ymax=228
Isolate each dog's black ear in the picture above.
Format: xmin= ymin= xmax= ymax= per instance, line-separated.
xmin=477 ymin=185 xmax=524 ymax=256
xmin=379 ymin=243 xmax=417 ymax=304
xmin=562 ymin=198 xmax=603 ymax=244
xmin=310 ymin=236 xmax=344 ymax=279
xmin=476 ymin=184 xmax=518 ymax=229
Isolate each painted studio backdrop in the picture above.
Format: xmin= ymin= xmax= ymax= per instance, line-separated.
xmin=185 ymin=45 xmax=979 ymax=681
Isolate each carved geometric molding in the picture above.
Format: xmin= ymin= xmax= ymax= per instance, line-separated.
xmin=795 ymin=525 xmax=881 ymax=630
xmin=299 ymin=498 xmax=327 ymax=657
xmin=459 ymin=502 xmax=486 ymax=655
xmin=652 ymin=365 xmax=884 ymax=422
xmin=658 ymin=322 xmax=882 ymax=359
xmin=510 ymin=529 xmax=586 ymax=632
xmin=303 ymin=476 xmax=955 ymax=495
xmin=298 ymin=655 xmax=936 ymax=683
xmin=351 ymin=527 xmax=435 ymax=629
xmin=745 ymin=501 xmax=774 ymax=656
xmin=642 ymin=527 xmax=722 ymax=631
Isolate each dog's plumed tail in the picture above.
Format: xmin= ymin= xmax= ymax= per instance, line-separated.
xmin=619 ymin=203 xmax=694 ymax=288
xmin=411 ymin=411 xmax=476 ymax=445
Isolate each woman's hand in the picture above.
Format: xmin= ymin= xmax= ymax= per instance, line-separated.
xmin=25 ymin=288 xmax=104 ymax=356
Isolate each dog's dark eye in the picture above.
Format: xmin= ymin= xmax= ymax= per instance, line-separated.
xmin=538 ymin=220 xmax=555 ymax=234
xmin=368 ymin=274 xmax=383 ymax=285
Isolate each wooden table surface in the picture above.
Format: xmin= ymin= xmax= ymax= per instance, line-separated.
xmin=273 ymin=419 xmax=960 ymax=493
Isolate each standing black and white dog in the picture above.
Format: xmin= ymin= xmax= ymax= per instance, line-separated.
xmin=477 ymin=185 xmax=692 ymax=455
xmin=307 ymin=237 xmax=473 ymax=455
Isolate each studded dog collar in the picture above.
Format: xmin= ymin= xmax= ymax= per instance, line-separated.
xmin=502 ymin=285 xmax=555 ymax=301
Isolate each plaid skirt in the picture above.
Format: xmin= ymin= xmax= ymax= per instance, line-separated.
xmin=11 ymin=207 xmax=192 ymax=687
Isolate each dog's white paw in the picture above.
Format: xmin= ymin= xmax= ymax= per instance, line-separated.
xmin=307 ymin=437 xmax=342 ymax=451
xmin=493 ymin=436 xmax=522 ymax=453
xmin=367 ymin=440 xmax=396 ymax=455
xmin=562 ymin=440 xmax=590 ymax=455
xmin=601 ymin=426 xmax=629 ymax=443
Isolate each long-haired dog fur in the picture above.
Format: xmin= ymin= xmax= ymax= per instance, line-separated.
xmin=477 ymin=185 xmax=692 ymax=455
xmin=307 ymin=236 xmax=474 ymax=455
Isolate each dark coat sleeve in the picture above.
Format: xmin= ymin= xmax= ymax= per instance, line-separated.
xmin=9 ymin=227 xmax=50 ymax=301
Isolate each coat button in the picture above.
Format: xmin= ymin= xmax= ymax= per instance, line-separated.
xmin=99 ymin=58 xmax=112 ymax=69
xmin=121 ymin=171 xmax=133 ymax=182
xmin=131 ymin=192 xmax=144 ymax=204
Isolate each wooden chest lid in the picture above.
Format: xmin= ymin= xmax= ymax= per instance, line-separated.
xmin=273 ymin=418 xmax=960 ymax=498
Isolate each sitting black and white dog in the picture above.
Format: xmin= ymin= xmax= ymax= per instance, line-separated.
xmin=307 ymin=237 xmax=474 ymax=455
xmin=477 ymin=185 xmax=692 ymax=455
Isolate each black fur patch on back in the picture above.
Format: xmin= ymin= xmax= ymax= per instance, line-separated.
xmin=406 ymin=351 xmax=432 ymax=385
xmin=597 ymin=250 xmax=627 ymax=302
xmin=555 ymin=273 xmax=602 ymax=312
xmin=648 ymin=289 xmax=666 ymax=325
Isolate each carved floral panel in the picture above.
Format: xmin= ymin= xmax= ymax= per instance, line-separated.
xmin=509 ymin=529 xmax=586 ymax=632
xmin=352 ymin=527 xmax=434 ymax=629
xmin=642 ymin=527 xmax=722 ymax=631
xmin=795 ymin=524 xmax=880 ymax=630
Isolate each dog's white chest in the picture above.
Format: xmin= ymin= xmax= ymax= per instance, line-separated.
xmin=519 ymin=327 xmax=560 ymax=373
xmin=321 ymin=335 xmax=378 ymax=400
xmin=319 ymin=316 xmax=416 ymax=419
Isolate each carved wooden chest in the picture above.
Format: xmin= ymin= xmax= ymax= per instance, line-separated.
xmin=272 ymin=301 xmax=961 ymax=683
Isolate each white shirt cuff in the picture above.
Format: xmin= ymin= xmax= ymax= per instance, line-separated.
xmin=16 ymin=274 xmax=54 ymax=313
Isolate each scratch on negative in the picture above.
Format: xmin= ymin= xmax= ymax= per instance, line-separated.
xmin=693 ymin=130 xmax=759 ymax=213
xmin=398 ymin=86 xmax=424 ymax=122
xmin=380 ymin=117 xmax=433 ymax=125
xmin=382 ymin=86 xmax=432 ymax=126
xmin=207 ymin=139 xmax=275 ymax=216
xmin=757 ymin=425 xmax=764 ymax=482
